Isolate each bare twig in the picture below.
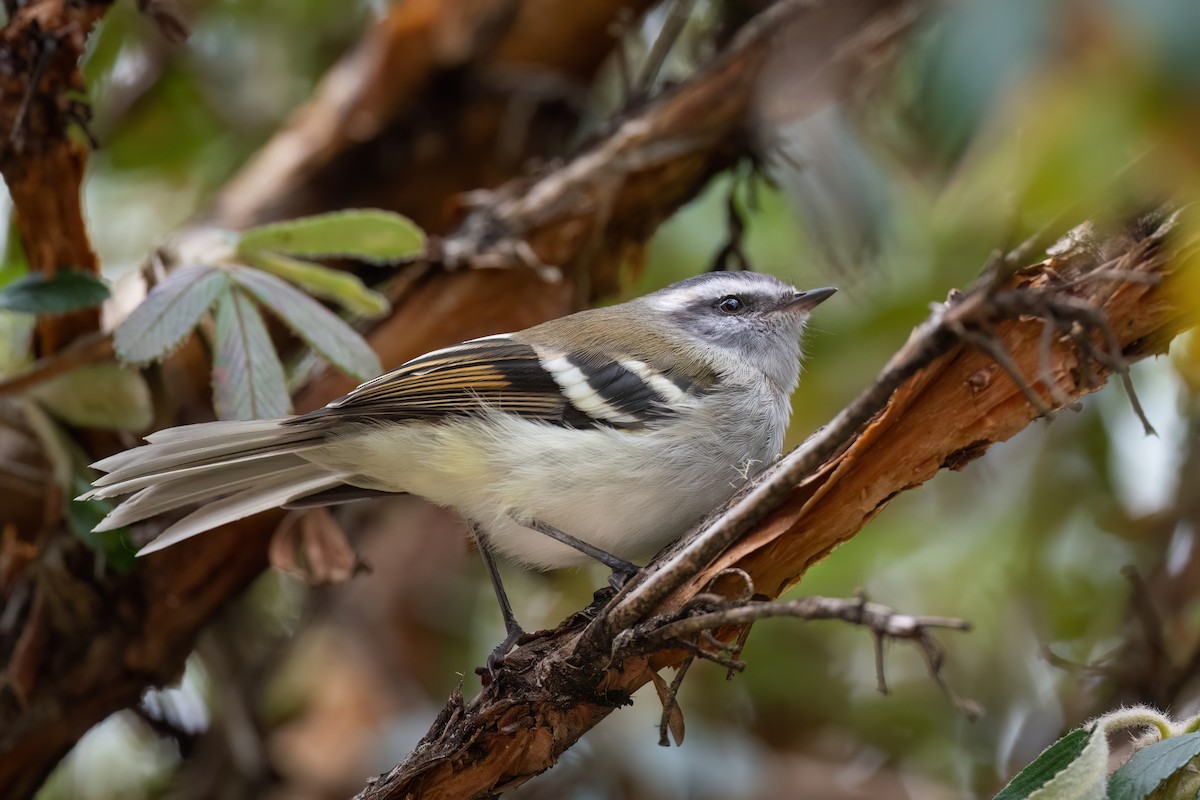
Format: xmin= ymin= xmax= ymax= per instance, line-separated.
xmin=951 ymin=321 xmax=1056 ymax=419
xmin=710 ymin=183 xmax=751 ymax=272
xmin=0 ymin=333 xmax=114 ymax=399
xmin=9 ymin=35 xmax=55 ymax=151
xmin=654 ymin=654 xmax=693 ymax=747
xmin=588 ymin=300 xmax=963 ymax=647
xmin=993 ymin=286 xmax=1158 ymax=436
xmin=355 ymin=209 xmax=1189 ymax=800
xmin=635 ymin=0 xmax=695 ymax=96
xmin=625 ymin=594 xmax=977 ymax=720
xmin=586 ymin=212 xmax=1178 ymax=659
xmin=632 ymin=596 xmax=973 ymax=646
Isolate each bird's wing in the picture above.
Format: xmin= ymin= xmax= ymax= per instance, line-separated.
xmin=298 ymin=334 xmax=697 ymax=430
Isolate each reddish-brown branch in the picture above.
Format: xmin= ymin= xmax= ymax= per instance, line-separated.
xmin=0 ymin=0 xmax=110 ymax=355
xmin=3 ymin=1 xmax=826 ymax=794
xmin=353 ymin=219 xmax=1195 ymax=800
xmin=213 ymin=0 xmax=660 ymax=232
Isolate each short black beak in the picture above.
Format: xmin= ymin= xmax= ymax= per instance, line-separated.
xmin=779 ymin=286 xmax=837 ymax=313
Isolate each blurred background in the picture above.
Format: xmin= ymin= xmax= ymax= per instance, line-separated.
xmin=6 ymin=0 xmax=1200 ymax=797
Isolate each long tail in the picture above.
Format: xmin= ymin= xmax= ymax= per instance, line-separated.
xmin=81 ymin=419 xmax=342 ymax=555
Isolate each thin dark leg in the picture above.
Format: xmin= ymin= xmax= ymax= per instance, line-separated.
xmin=519 ymin=517 xmax=640 ymax=590
xmin=469 ymin=522 xmax=524 ymax=673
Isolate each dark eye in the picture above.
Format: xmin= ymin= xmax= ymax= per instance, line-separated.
xmin=717 ymin=296 xmax=743 ymax=314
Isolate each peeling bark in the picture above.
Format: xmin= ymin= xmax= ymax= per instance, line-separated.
xmin=2 ymin=0 xmax=882 ymax=794
xmin=355 ymin=217 xmax=1196 ymax=800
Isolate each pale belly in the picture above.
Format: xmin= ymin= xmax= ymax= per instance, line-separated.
xmin=308 ymin=398 xmax=785 ymax=570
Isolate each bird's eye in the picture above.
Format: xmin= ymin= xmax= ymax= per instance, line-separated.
xmin=718 ymin=296 xmax=743 ymax=314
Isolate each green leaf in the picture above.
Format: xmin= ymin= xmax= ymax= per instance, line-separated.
xmin=229 ymin=267 xmax=381 ymax=381
xmin=995 ymin=727 xmax=1101 ymax=800
xmin=1 ymin=214 xmax=29 ymax=286
xmin=114 ymin=264 xmax=231 ymax=366
xmin=0 ymin=270 xmax=110 ymax=314
xmin=237 ymin=209 xmax=425 ymax=264
xmin=67 ymin=476 xmax=136 ymax=573
xmin=0 ymin=311 xmax=35 ymax=378
xmin=212 ymin=288 xmax=291 ymax=420
xmin=31 ymin=363 xmax=154 ymax=431
xmin=1108 ymin=733 xmax=1200 ymax=800
xmin=243 ymin=250 xmax=389 ymax=317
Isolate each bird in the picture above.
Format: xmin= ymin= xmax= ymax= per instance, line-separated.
xmin=82 ymin=270 xmax=835 ymax=665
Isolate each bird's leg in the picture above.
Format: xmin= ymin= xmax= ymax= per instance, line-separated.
xmin=469 ymin=522 xmax=524 ymax=674
xmin=519 ymin=517 xmax=640 ymax=590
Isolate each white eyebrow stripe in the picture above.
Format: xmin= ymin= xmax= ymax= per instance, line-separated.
xmin=540 ymin=354 xmax=639 ymax=425
xmin=619 ymin=359 xmax=687 ymax=405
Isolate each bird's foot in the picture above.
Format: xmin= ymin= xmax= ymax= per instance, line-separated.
xmin=607 ymin=563 xmax=640 ymax=592
xmin=480 ymin=626 xmax=526 ymax=683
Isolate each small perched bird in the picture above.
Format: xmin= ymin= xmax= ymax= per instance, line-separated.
xmin=83 ymin=271 xmax=834 ymax=664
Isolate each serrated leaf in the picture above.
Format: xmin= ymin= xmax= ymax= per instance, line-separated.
xmin=212 ymin=289 xmax=291 ymax=420
xmin=995 ymin=727 xmax=1102 ymax=800
xmin=237 ymin=209 xmax=425 ymax=264
xmin=0 ymin=270 xmax=110 ymax=314
xmin=243 ymin=250 xmax=389 ymax=317
xmin=230 ymin=267 xmax=380 ymax=381
xmin=1108 ymin=733 xmax=1200 ymax=800
xmin=114 ymin=264 xmax=230 ymax=366
xmin=31 ymin=363 xmax=153 ymax=431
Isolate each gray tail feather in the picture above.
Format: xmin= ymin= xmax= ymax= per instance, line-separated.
xmin=83 ymin=418 xmax=344 ymax=555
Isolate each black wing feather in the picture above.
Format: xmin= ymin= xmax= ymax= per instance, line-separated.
xmin=293 ymin=336 xmax=692 ymax=431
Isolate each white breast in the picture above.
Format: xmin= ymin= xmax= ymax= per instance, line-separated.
xmin=306 ymin=384 xmax=788 ymax=570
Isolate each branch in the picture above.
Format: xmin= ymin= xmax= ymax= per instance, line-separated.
xmin=4 ymin=0 xmax=903 ymax=794
xmin=0 ymin=0 xmax=111 ymax=355
xmin=213 ymin=0 xmax=662 ymax=231
xmin=624 ymin=593 xmax=978 ymax=730
xmin=354 ymin=213 xmax=1195 ymax=799
xmin=0 ymin=334 xmax=113 ymax=399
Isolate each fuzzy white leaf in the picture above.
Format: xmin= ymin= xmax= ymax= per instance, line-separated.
xmin=212 ymin=289 xmax=291 ymax=421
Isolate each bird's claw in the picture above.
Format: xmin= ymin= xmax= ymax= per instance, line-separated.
xmin=608 ymin=565 xmax=639 ymax=592
xmin=480 ymin=627 xmax=525 ymax=682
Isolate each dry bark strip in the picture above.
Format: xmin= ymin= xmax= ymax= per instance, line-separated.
xmin=0 ymin=1 xmax=917 ymax=795
xmin=355 ymin=220 xmax=1196 ymax=799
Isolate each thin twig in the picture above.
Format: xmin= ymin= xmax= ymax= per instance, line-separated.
xmin=626 ymin=595 xmax=976 ymax=718
xmin=639 ymin=597 xmax=972 ymax=644
xmin=1066 ymin=268 xmax=1163 ymax=287
xmin=584 ymin=305 xmax=962 ymax=649
xmin=588 ymin=219 xmax=1174 ymax=653
xmin=996 ymin=288 xmax=1157 ymax=435
xmin=635 ymin=0 xmax=695 ymax=96
xmin=873 ymin=628 xmax=889 ymax=695
xmin=0 ymin=333 xmax=114 ymax=399
xmin=950 ymin=321 xmax=1056 ymax=419
xmin=657 ymin=654 xmax=693 ymax=747
xmin=1037 ymin=318 xmax=1076 ymax=411
xmin=913 ymin=631 xmax=983 ymax=719
xmin=609 ymin=8 xmax=636 ymax=102
xmin=10 ymin=34 xmax=57 ymax=151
